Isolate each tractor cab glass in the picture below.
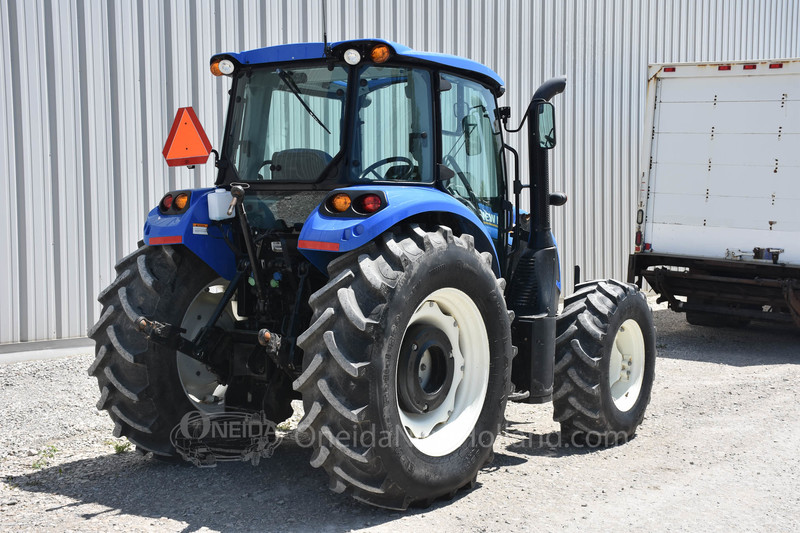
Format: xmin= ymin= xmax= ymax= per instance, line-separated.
xmin=225 ymin=64 xmax=347 ymax=182
xmin=439 ymin=73 xmax=506 ymax=238
xmin=349 ymin=66 xmax=434 ymax=182
xmin=222 ymin=62 xmax=436 ymax=185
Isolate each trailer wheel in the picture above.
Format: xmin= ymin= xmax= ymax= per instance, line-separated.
xmin=553 ymin=280 xmax=656 ymax=444
xmin=294 ymin=225 xmax=512 ymax=509
xmin=88 ymin=244 xmax=290 ymax=457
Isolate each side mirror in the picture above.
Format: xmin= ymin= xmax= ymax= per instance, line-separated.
xmin=535 ymin=102 xmax=556 ymax=149
xmin=462 ymin=115 xmax=482 ymax=156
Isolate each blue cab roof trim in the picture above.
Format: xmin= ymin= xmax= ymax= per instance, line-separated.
xmin=218 ymin=39 xmax=505 ymax=92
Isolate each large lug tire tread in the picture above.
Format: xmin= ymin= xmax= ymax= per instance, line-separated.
xmin=295 ymin=224 xmax=512 ymax=510
xmin=553 ymin=279 xmax=656 ymax=444
xmin=88 ymin=244 xmax=216 ymax=457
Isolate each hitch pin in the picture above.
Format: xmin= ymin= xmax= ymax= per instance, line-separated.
xmin=226 ymin=195 xmax=239 ymax=216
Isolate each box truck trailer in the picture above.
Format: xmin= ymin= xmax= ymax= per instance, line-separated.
xmin=628 ymin=59 xmax=800 ymax=328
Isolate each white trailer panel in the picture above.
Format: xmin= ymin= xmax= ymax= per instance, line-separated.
xmin=640 ymin=59 xmax=800 ymax=264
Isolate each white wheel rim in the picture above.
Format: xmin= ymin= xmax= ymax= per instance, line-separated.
xmin=608 ymin=318 xmax=646 ymax=412
xmin=397 ymin=288 xmax=489 ymax=457
xmin=177 ymin=279 xmax=236 ymax=412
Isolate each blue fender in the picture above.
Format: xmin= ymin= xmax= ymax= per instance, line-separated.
xmin=143 ymin=188 xmax=237 ymax=280
xmin=298 ymin=185 xmax=500 ymax=276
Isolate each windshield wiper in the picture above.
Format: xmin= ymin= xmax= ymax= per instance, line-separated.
xmin=276 ymin=69 xmax=330 ymax=134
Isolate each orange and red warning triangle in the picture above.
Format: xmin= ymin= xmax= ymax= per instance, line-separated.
xmin=162 ymin=107 xmax=212 ymax=167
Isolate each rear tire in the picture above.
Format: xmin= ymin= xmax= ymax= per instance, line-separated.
xmin=553 ymin=280 xmax=656 ymax=444
xmin=88 ymin=245 xmax=291 ymax=457
xmin=294 ymin=225 xmax=512 ymax=509
xmin=88 ymin=245 xmax=213 ymax=456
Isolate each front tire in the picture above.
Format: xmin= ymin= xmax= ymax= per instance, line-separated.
xmin=294 ymin=225 xmax=512 ymax=509
xmin=553 ymin=280 xmax=656 ymax=444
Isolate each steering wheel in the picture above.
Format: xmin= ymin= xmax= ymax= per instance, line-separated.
xmin=358 ymin=156 xmax=415 ymax=180
xmin=442 ymin=155 xmax=481 ymax=210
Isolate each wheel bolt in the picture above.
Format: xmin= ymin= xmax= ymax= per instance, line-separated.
xmin=411 ymin=344 xmax=418 ymax=351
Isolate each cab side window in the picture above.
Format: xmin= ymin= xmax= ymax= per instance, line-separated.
xmin=439 ymin=73 xmax=505 ymax=233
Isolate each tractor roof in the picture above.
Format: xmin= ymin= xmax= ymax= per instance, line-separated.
xmin=214 ymin=39 xmax=505 ymax=96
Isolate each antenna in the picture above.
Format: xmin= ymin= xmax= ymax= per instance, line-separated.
xmin=322 ymin=0 xmax=330 ymax=56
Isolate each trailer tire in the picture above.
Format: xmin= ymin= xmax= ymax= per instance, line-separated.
xmin=553 ymin=280 xmax=655 ymax=445
xmin=294 ymin=225 xmax=512 ymax=509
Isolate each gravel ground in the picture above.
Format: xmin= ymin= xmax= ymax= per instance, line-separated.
xmin=1 ymin=308 xmax=799 ymax=532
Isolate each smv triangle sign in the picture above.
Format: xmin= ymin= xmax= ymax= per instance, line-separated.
xmin=162 ymin=107 xmax=213 ymax=167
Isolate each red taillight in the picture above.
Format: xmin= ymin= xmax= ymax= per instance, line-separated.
xmin=743 ymin=64 xmax=757 ymax=70
xmin=718 ymin=65 xmax=732 ymax=71
xmin=769 ymin=63 xmax=783 ymax=69
xmin=635 ymin=230 xmax=643 ymax=246
xmin=663 ymin=67 xmax=676 ymax=73
xmin=358 ymin=194 xmax=382 ymax=213
xmin=161 ymin=194 xmax=174 ymax=210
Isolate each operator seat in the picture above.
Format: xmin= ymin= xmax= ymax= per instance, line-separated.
xmin=270 ymin=149 xmax=332 ymax=181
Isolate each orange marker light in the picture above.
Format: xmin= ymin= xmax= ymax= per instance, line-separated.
xmin=210 ymin=60 xmax=223 ymax=76
xmin=174 ymin=193 xmax=189 ymax=210
xmin=330 ymin=193 xmax=352 ymax=212
xmin=371 ymin=45 xmax=391 ymax=63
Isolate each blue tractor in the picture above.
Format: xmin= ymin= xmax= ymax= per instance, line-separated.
xmin=89 ymin=39 xmax=656 ymax=509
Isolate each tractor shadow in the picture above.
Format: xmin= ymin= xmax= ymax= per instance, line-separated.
xmin=6 ymin=437 xmax=472 ymax=532
xmin=500 ymin=423 xmax=626 ymax=459
xmin=651 ymin=309 xmax=800 ymax=367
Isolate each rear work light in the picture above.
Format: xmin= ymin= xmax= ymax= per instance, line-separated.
xmin=343 ymin=49 xmax=361 ymax=65
xmin=210 ymin=58 xmax=235 ymax=77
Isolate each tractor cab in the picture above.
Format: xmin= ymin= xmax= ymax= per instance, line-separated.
xmin=211 ymin=39 xmax=508 ymax=252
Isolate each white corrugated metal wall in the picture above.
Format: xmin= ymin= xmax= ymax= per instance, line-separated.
xmin=1 ymin=0 xmax=798 ymax=343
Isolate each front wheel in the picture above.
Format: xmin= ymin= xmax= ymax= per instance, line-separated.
xmin=294 ymin=225 xmax=512 ymax=509
xmin=553 ymin=280 xmax=656 ymax=444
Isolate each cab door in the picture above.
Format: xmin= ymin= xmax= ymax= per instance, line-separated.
xmin=439 ymin=73 xmax=507 ymax=248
